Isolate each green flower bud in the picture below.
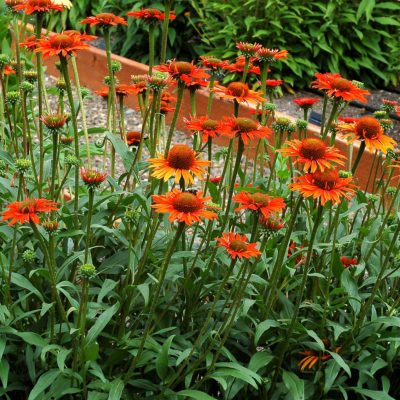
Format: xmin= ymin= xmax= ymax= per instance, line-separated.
xmin=264 ymin=103 xmax=276 ymax=112
xmin=79 ymin=263 xmax=96 ymax=280
xmin=15 ymin=158 xmax=31 ymax=174
xmin=80 ymin=87 xmax=91 ymax=99
xmin=0 ymin=54 xmax=9 ymax=67
xmin=22 ymin=249 xmax=36 ymax=263
xmin=111 ymin=60 xmax=122 ymax=73
xmin=296 ymin=119 xmax=308 ymax=130
xmin=339 ymin=170 xmax=352 ymax=179
xmin=6 ymin=91 xmax=20 ymax=106
xmin=24 ymin=70 xmax=38 ymax=83
xmin=104 ymin=75 xmax=119 ymax=86
xmin=56 ymin=79 xmax=66 ymax=92
xmin=21 ymin=81 xmax=35 ymax=94
xmin=65 ymin=155 xmax=80 ymax=166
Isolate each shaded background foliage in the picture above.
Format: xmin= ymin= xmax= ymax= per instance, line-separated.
xmin=66 ymin=0 xmax=400 ymax=89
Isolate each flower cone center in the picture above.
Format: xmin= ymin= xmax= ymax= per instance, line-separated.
xmin=167 ymin=145 xmax=196 ymax=169
xmin=300 ymin=138 xmax=327 ymax=159
xmin=172 ymin=193 xmax=201 ymax=213
xmin=313 ymin=170 xmax=339 ymax=190
xmin=96 ymin=13 xmax=116 ymax=22
xmin=249 ymin=192 xmax=270 ymax=206
xmin=51 ymin=34 xmax=74 ymax=49
xmin=29 ymin=0 xmax=51 ymax=6
xmin=234 ymin=117 xmax=258 ymax=132
xmin=332 ymin=78 xmax=353 ymax=91
xmin=227 ymin=82 xmax=249 ymax=97
xmin=171 ymin=61 xmax=193 ymax=75
xmin=230 ymin=239 xmax=247 ymax=252
xmin=19 ymin=199 xmax=36 ymax=213
xmin=126 ymin=131 xmax=142 ymax=144
xmin=355 ymin=116 xmax=381 ymax=139
xmin=202 ymin=119 xmax=218 ymax=130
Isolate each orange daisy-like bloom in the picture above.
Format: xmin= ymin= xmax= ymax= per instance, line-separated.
xmin=80 ymin=13 xmax=127 ymax=27
xmin=289 ymin=169 xmax=356 ymax=205
xmin=160 ymin=91 xmax=176 ymax=114
xmin=14 ymin=0 xmax=64 ymax=14
xmin=199 ymin=56 xmax=228 ymax=70
xmin=149 ymin=144 xmax=210 ymax=185
xmin=260 ymin=215 xmax=284 ymax=231
xmin=156 ymin=60 xmax=209 ymax=83
xmin=94 ymin=84 xmax=136 ymax=98
xmin=213 ymin=82 xmax=265 ymax=107
xmin=217 ymin=232 xmax=261 ymax=260
xmin=2 ymin=198 xmax=58 ymax=226
xmin=20 ymin=35 xmax=39 ymax=51
xmin=35 ymin=31 xmax=96 ymax=58
xmin=80 ymin=168 xmax=108 ymax=187
xmin=338 ymin=116 xmax=359 ymax=124
xmin=126 ymin=131 xmax=142 ymax=146
xmin=293 ymin=97 xmax=319 ymax=109
xmin=257 ymin=47 xmax=288 ymax=63
xmin=127 ymin=8 xmax=176 ymax=21
xmin=338 ymin=116 xmax=396 ymax=153
xmin=224 ymin=56 xmax=260 ymax=75
xmin=312 ymin=72 xmax=370 ymax=103
xmin=184 ymin=115 xmax=221 ymax=143
xmin=266 ymin=79 xmax=283 ymax=87
xmin=298 ymin=340 xmax=341 ymax=371
xmin=3 ymin=65 xmax=15 ymax=76
xmin=180 ymin=74 xmax=209 ymax=91
xmin=340 ymin=256 xmax=358 ymax=268
xmin=152 ymin=189 xmax=218 ymax=226
xmin=219 ymin=117 xmax=272 ymax=145
xmin=279 ymin=138 xmax=346 ymax=173
xmin=234 ymin=191 xmax=286 ymax=218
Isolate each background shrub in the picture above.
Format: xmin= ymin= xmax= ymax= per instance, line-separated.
xmin=67 ymin=0 xmax=400 ymax=89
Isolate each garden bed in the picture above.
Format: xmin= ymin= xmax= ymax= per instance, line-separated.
xmin=41 ymin=44 xmax=394 ymax=192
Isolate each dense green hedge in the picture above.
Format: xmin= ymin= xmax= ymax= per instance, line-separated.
xmin=189 ymin=0 xmax=400 ymax=88
xmin=27 ymin=0 xmax=400 ymax=88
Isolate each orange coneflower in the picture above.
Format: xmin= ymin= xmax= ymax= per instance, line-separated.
xmin=219 ymin=117 xmax=272 ymax=144
xmin=279 ymin=138 xmax=346 ymax=173
xmin=149 ymin=144 xmax=210 ymax=185
xmin=185 ymin=116 xmax=221 ymax=143
xmin=152 ymin=189 xmax=218 ymax=225
xmin=224 ymin=56 xmax=260 ymax=75
xmin=35 ymin=31 xmax=96 ymax=58
xmin=259 ymin=215 xmax=284 ymax=231
xmin=20 ymin=35 xmax=39 ymax=52
xmin=127 ymin=8 xmax=176 ymax=21
xmin=80 ymin=13 xmax=127 ymax=27
xmin=156 ymin=61 xmax=209 ymax=85
xmin=338 ymin=116 xmax=359 ymax=124
xmin=234 ymin=191 xmax=286 ymax=218
xmin=180 ymin=74 xmax=209 ymax=91
xmin=14 ymin=0 xmax=64 ymax=14
xmin=213 ymin=82 xmax=265 ymax=107
xmin=293 ymin=97 xmax=320 ymax=109
xmin=3 ymin=65 xmax=15 ymax=76
xmin=199 ymin=56 xmax=228 ymax=70
xmin=95 ymin=84 xmax=136 ymax=98
xmin=126 ymin=131 xmax=142 ymax=146
xmin=256 ymin=47 xmax=288 ymax=63
xmin=338 ymin=116 xmax=396 ymax=153
xmin=289 ymin=169 xmax=356 ymax=205
xmin=2 ymin=198 xmax=58 ymax=225
xmin=160 ymin=91 xmax=176 ymax=114
xmin=298 ymin=340 xmax=341 ymax=371
xmin=312 ymin=72 xmax=370 ymax=103
xmin=340 ymin=256 xmax=358 ymax=268
xmin=80 ymin=168 xmax=107 ymax=188
xmin=217 ymin=232 xmax=261 ymax=259
xmin=236 ymin=42 xmax=262 ymax=57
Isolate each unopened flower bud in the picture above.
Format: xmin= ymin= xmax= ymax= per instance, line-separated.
xmin=21 ymin=81 xmax=35 ymax=94
xmin=6 ymin=91 xmax=20 ymax=106
xmin=22 ymin=249 xmax=36 ymax=263
xmin=24 ymin=70 xmax=38 ymax=83
xmin=79 ymin=263 xmax=96 ymax=280
xmin=15 ymin=158 xmax=31 ymax=174
xmin=111 ymin=60 xmax=122 ymax=73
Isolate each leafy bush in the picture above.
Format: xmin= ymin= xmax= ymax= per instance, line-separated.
xmin=190 ymin=0 xmax=400 ymax=87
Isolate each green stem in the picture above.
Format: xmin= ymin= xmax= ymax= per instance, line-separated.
xmin=84 ymin=189 xmax=95 ymax=263
xmin=164 ymin=84 xmax=184 ymax=156
xmin=148 ymin=25 xmax=155 ymax=75
xmin=351 ymin=141 xmax=365 ymax=174
xmin=70 ymin=56 xmax=91 ymax=167
xmin=160 ymin=0 xmax=173 ymax=64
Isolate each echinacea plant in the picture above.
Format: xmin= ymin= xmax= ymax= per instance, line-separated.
xmin=0 ymin=1 xmax=400 ymax=399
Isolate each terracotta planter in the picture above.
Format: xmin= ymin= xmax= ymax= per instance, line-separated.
xmin=40 ymin=43 xmax=390 ymax=192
